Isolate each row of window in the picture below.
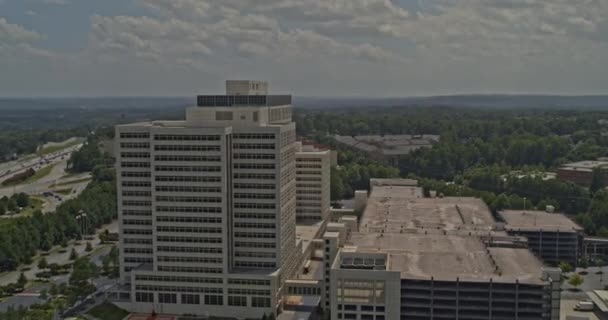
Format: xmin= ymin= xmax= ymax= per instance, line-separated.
xmin=234 ymin=222 xmax=276 ymax=229
xmin=155 ymin=145 xmax=220 ymax=152
xmin=156 ymin=226 xmax=222 ymax=234
xmin=296 ymin=158 xmax=321 ymax=162
xmin=158 ymin=256 xmax=222 ymax=264
xmin=156 ymin=206 xmax=221 ymax=213
xmin=123 ymin=200 xmax=151 ymax=207
xmin=227 ymin=279 xmax=271 ymax=286
xmin=124 ymin=238 xmax=153 ymax=244
xmin=120 ymin=132 xmax=149 ymax=139
xmin=297 ymin=170 xmax=321 ymax=175
xmin=135 ymin=275 xmax=222 ymax=284
xmin=156 ymin=186 xmax=221 ymax=193
xmin=122 ymin=181 xmax=151 ymax=187
xmin=154 ymin=135 xmax=220 ymax=141
xmin=234 ymin=173 xmax=275 ymax=180
xmin=234 ymin=183 xmax=276 ymax=190
xmin=136 ymin=285 xmax=222 ymax=293
xmin=296 ymin=177 xmax=321 ymax=182
xmin=157 ymin=266 xmax=223 ymax=274
xmin=234 ymin=203 xmax=276 ymax=209
xmin=120 ymin=142 xmax=149 ymax=149
xmin=233 ymin=143 xmax=275 ymax=150
xmin=122 ymin=191 xmax=151 ymax=197
xmin=227 ymin=288 xmax=271 ymax=296
xmin=234 ymin=193 xmax=275 ymax=200
xmin=233 ymin=153 xmax=275 ymax=160
xmin=234 ymin=242 xmax=276 ymax=249
xmin=124 ymin=229 xmax=153 ymax=235
xmin=155 ymin=155 xmax=221 ymax=162
xmin=297 ymin=196 xmax=322 ymax=201
xmin=296 ymin=164 xmax=322 ymax=169
xmin=297 ymin=189 xmax=322 ymax=194
xmin=123 ymin=219 xmax=152 ymax=226
xmin=156 ymin=196 xmax=222 ymax=203
xmin=233 ymin=163 xmax=275 ymax=170
xmin=232 ymin=133 xmax=275 ymax=140
xmin=157 ymin=236 xmax=222 ymax=244
xmin=157 ymin=246 xmax=222 ymax=254
xmin=234 ymin=251 xmax=276 ymax=258
xmin=124 ymin=257 xmax=153 ymax=264
xmin=155 ymin=176 xmax=221 ymax=183
xmin=156 ymin=165 xmax=221 ymax=172
xmin=234 ymin=213 xmax=275 ymax=220
xmin=123 ymin=210 xmax=152 ymax=216
xmin=121 ymin=171 xmax=150 ymax=178
xmin=122 ymin=162 xmax=150 ymax=168
xmin=234 ymin=232 xmax=275 ymax=239
xmin=157 ymin=216 xmax=221 ymax=223
xmin=121 ymin=152 xmax=150 ymax=159
xmin=124 ymin=248 xmax=153 ymax=254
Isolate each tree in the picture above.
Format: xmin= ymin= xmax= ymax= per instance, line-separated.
xmin=559 ymin=262 xmax=572 ymax=273
xmin=0 ymin=204 xmax=5 ymax=216
xmin=85 ymin=242 xmax=93 ymax=252
xmin=39 ymin=288 xmax=48 ymax=300
xmin=37 ymin=257 xmax=48 ymax=270
xmin=49 ymin=283 xmax=58 ymax=297
xmin=17 ymin=272 xmax=27 ymax=288
xmin=69 ymin=248 xmax=78 ymax=260
xmin=7 ymin=199 xmax=17 ymax=213
xmin=568 ymin=274 xmax=584 ymax=289
xmin=591 ymin=168 xmax=607 ymax=194
xmin=14 ymin=193 xmax=29 ymax=208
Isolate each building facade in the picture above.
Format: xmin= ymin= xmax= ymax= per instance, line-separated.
xmin=115 ymin=81 xmax=299 ymax=318
xmin=295 ymin=142 xmax=331 ymax=224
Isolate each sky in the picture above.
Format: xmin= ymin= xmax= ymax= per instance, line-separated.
xmin=0 ymin=0 xmax=607 ymax=97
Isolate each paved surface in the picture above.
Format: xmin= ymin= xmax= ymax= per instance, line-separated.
xmin=562 ymin=267 xmax=608 ymax=300
xmin=561 ymin=299 xmax=608 ymax=320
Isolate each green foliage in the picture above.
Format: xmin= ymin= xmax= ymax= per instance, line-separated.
xmin=17 ymin=272 xmax=27 ymax=288
xmin=69 ymin=248 xmax=78 ymax=261
xmin=37 ymin=257 xmax=48 ymax=270
xmin=102 ymin=246 xmax=120 ymax=278
xmin=0 ymin=171 xmax=116 ymax=271
xmin=85 ymin=242 xmax=93 ymax=252
xmin=559 ymin=262 xmax=572 ymax=273
xmin=87 ymin=302 xmax=129 ymax=320
xmin=1 ymin=169 xmax=35 ymax=186
xmin=568 ymin=274 xmax=584 ymax=288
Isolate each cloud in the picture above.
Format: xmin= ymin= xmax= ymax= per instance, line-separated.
xmin=1 ymin=0 xmax=608 ymax=96
xmin=0 ymin=18 xmax=41 ymax=43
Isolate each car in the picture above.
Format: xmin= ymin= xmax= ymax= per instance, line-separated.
xmin=574 ymin=301 xmax=594 ymax=311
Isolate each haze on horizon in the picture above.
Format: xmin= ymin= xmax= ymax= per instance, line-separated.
xmin=0 ymin=0 xmax=607 ymax=97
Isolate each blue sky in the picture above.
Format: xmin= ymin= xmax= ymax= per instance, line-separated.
xmin=0 ymin=0 xmax=607 ymax=97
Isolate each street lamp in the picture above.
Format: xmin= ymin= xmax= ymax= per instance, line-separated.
xmin=76 ymin=210 xmax=88 ymax=238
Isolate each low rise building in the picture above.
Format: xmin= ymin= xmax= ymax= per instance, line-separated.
xmin=499 ymin=210 xmax=584 ymax=267
xmin=557 ymin=160 xmax=608 ymax=186
xmin=323 ymin=181 xmax=561 ymax=320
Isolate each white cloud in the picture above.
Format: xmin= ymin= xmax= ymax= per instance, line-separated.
xmin=1 ymin=0 xmax=608 ymax=96
xmin=0 ymin=17 xmax=41 ymax=43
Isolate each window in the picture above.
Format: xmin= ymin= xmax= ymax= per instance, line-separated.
xmin=157 ymin=246 xmax=222 ymax=254
xmin=156 ymin=196 xmax=221 ymax=203
xmin=135 ymin=292 xmax=154 ymax=302
xmin=155 ymin=176 xmax=220 ymax=183
xmin=155 ymin=165 xmax=220 ymax=172
xmin=158 ymin=293 xmax=177 ymax=304
xmin=120 ymin=132 xmax=149 ymax=139
xmin=156 ymin=236 xmax=222 ymax=244
xmin=120 ymin=142 xmax=149 ymax=149
xmin=227 ymin=279 xmax=270 ymax=286
xmin=156 ymin=206 xmax=221 ymax=213
xmin=251 ymin=297 xmax=271 ymax=308
xmin=155 ymin=145 xmax=220 ymax=152
xmin=155 ymin=155 xmax=220 ymax=162
xmin=135 ymin=275 xmax=222 ymax=284
xmin=181 ymin=294 xmax=200 ymax=305
xmin=154 ymin=135 xmax=220 ymax=141
xmin=156 ymin=226 xmax=221 ymax=234
xmin=157 ymin=266 xmax=222 ymax=274
xmin=228 ymin=296 xmax=247 ymax=306
xmin=205 ymin=295 xmax=223 ymax=305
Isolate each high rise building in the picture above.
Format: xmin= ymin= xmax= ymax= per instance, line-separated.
xmin=115 ymin=81 xmax=298 ymax=318
xmin=295 ymin=142 xmax=331 ymax=224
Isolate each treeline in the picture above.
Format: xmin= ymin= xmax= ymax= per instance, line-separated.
xmin=0 ymin=167 xmax=116 ymax=271
xmin=0 ymin=193 xmax=31 ymax=215
xmin=0 ymin=127 xmax=89 ymax=162
xmin=68 ymin=132 xmax=113 ymax=173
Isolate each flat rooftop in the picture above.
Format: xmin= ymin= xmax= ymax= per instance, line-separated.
xmin=499 ymin=210 xmax=583 ymax=232
xmin=361 ymin=191 xmax=495 ymax=233
xmin=346 ymin=231 xmax=544 ymax=283
xmin=559 ymin=160 xmax=608 ymax=171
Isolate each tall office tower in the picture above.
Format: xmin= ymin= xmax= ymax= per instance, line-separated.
xmin=115 ymin=81 xmax=299 ymax=318
xmin=295 ymin=142 xmax=331 ymax=224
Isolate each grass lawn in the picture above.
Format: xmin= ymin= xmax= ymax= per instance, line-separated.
xmin=16 ymin=197 xmax=44 ymax=217
xmin=23 ymin=164 xmax=55 ymax=183
xmin=87 ymin=302 xmax=129 ymax=320
xmin=51 ymin=177 xmax=91 ymax=188
xmin=54 ymin=188 xmax=72 ymax=195
xmin=37 ymin=139 xmax=82 ymax=156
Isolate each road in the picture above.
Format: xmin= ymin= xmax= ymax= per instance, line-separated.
xmin=0 ymin=143 xmax=82 ymax=182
